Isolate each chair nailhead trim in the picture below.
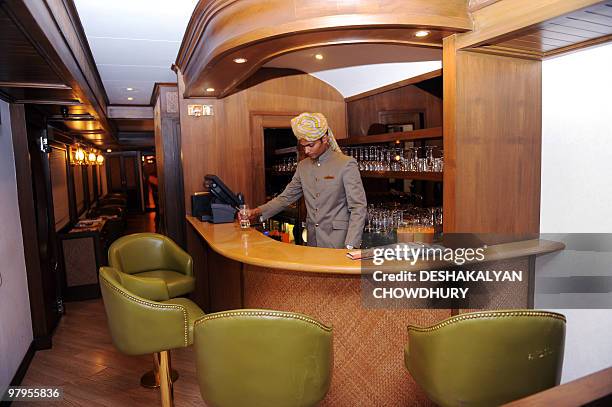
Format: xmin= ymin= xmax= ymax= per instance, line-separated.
xmin=407 ymin=310 xmax=566 ymax=333
xmin=194 ymin=310 xmax=332 ymax=332
xmin=101 ymin=277 xmax=189 ymax=346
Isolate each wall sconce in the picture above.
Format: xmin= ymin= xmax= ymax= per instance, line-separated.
xmin=73 ymin=147 xmax=86 ymax=165
xmin=88 ymin=151 xmax=97 ymax=164
xmin=96 ymin=154 xmax=104 ymax=165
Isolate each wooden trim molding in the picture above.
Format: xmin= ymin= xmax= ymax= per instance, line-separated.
xmin=150 ymin=82 xmax=179 ymax=106
xmin=345 ymin=69 xmax=442 ymax=102
xmin=543 ymin=33 xmax=612 ymax=59
xmin=468 ymin=0 xmax=504 ymax=12
xmin=456 ymin=0 xmax=603 ymax=50
xmin=2 ymin=0 xmax=115 ymax=142
xmin=0 ymin=81 xmax=71 ymax=89
xmin=458 ymin=1 xmax=612 ymax=61
xmin=175 ymin=0 xmax=471 ymax=98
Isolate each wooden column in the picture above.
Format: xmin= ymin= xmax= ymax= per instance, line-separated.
xmin=10 ymin=104 xmax=60 ymax=349
xmin=153 ymin=84 xmax=186 ymax=248
xmin=443 ymin=35 xmax=542 ymax=235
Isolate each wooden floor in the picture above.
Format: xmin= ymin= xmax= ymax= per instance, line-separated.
xmin=125 ymin=211 xmax=156 ymax=234
xmin=20 ymin=212 xmax=205 ymax=406
xmin=20 ymin=300 xmax=203 ymax=406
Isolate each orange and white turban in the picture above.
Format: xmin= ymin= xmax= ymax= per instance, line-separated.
xmin=291 ymin=112 xmax=340 ymax=152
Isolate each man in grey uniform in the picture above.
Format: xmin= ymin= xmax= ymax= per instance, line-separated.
xmin=249 ymin=112 xmax=367 ymax=249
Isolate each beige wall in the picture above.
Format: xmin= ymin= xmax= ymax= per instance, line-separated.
xmin=0 ymin=100 xmax=33 ymax=393
xmin=178 ymin=72 xmax=347 ymax=209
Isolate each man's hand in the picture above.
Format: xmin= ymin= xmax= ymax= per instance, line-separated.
xmin=246 ymin=207 xmax=262 ymax=222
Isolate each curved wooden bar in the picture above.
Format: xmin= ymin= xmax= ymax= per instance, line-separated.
xmin=187 ymin=216 xmax=564 ymax=274
xmin=176 ymin=0 xmax=471 ymax=97
xmin=186 ymin=216 xmax=564 ymax=405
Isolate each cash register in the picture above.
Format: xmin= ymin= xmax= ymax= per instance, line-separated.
xmin=191 ymin=174 xmax=243 ymax=223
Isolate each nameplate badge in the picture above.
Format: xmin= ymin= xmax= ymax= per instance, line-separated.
xmin=323 ymin=176 xmax=335 ymax=180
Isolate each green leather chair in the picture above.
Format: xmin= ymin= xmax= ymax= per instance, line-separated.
xmin=194 ymin=309 xmax=333 ymax=407
xmin=99 ymin=266 xmax=204 ymax=407
xmin=108 ymin=233 xmax=195 ymax=300
xmin=405 ymin=310 xmax=566 ymax=407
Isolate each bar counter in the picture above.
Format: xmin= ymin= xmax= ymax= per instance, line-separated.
xmin=186 ymin=216 xmax=564 ymax=406
xmin=186 ymin=216 xmax=564 ymax=274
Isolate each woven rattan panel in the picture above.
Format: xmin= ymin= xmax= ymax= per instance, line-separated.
xmin=243 ymin=265 xmax=447 ymax=406
xmin=459 ymin=257 xmax=531 ymax=313
xmin=63 ymin=237 xmax=98 ymax=287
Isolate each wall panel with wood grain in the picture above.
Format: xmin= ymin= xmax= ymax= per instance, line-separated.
xmin=178 ymin=72 xmax=346 ymax=210
xmin=347 ymin=83 xmax=442 ymax=137
xmin=444 ymin=37 xmax=542 ymax=234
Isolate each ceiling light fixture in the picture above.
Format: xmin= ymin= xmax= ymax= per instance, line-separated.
xmin=127 ymin=97 xmax=134 ymax=101
xmin=233 ymin=57 xmax=247 ymax=64
xmin=415 ymin=30 xmax=430 ymax=38
xmin=106 ymin=149 xmax=112 ymax=153
xmin=206 ymin=87 xmax=215 ymax=92
xmin=315 ymin=54 xmax=323 ymax=60
xmin=126 ymin=87 xmax=133 ymax=91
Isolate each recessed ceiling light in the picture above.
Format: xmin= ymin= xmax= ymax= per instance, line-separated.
xmin=315 ymin=54 xmax=323 ymax=60
xmin=415 ymin=30 xmax=430 ymax=38
xmin=233 ymin=57 xmax=247 ymax=64
xmin=107 ymin=149 xmax=112 ymax=153
xmin=206 ymin=87 xmax=215 ymax=92
xmin=127 ymin=97 xmax=133 ymax=101
xmin=126 ymin=87 xmax=133 ymax=91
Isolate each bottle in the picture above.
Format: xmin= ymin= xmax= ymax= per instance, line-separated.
xmin=281 ymin=223 xmax=290 ymax=243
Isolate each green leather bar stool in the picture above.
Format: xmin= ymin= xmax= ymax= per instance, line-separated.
xmin=109 ymin=233 xmax=195 ymax=301
xmin=404 ymin=310 xmax=566 ymax=407
xmin=194 ymin=309 xmax=333 ymax=407
xmin=108 ymin=233 xmax=196 ymax=387
xmin=99 ymin=266 xmax=204 ymax=407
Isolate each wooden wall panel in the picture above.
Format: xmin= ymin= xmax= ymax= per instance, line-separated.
xmin=153 ymin=84 xmax=186 ymax=247
xmin=444 ymin=43 xmax=542 ymax=234
xmin=186 ymin=223 xmax=210 ymax=312
xmin=178 ymin=72 xmax=346 ymax=209
xmin=177 ymin=72 xmax=223 ymax=210
xmin=347 ymin=85 xmax=442 ymax=137
xmin=10 ymin=104 xmax=51 ymax=347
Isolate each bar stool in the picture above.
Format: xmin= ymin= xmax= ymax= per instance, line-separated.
xmin=99 ymin=266 xmax=204 ymax=407
xmin=109 ymin=233 xmax=195 ymax=301
xmin=404 ymin=310 xmax=566 ymax=407
xmin=108 ymin=233 xmax=196 ymax=387
xmin=194 ymin=309 xmax=333 ymax=407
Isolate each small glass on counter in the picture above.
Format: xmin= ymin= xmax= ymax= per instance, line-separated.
xmin=238 ymin=204 xmax=250 ymax=229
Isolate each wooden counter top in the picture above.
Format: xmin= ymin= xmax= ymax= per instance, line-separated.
xmin=186 ymin=216 xmax=565 ymax=275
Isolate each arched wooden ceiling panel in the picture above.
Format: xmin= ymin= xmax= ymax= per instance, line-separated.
xmin=175 ymin=0 xmax=471 ymax=98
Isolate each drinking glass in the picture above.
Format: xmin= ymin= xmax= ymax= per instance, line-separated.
xmin=238 ymin=204 xmax=250 ymax=229
xmin=425 ymin=146 xmax=436 ymax=172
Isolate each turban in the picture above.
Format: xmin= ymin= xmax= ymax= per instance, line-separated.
xmin=291 ymin=112 xmax=341 ymax=152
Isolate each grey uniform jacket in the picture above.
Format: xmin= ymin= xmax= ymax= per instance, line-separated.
xmin=259 ymin=148 xmax=367 ymax=249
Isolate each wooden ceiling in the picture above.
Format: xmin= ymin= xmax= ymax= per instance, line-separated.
xmin=471 ymin=1 xmax=612 ymax=59
xmin=175 ymin=0 xmax=471 ymax=98
xmin=0 ymin=0 xmax=120 ymax=147
xmin=0 ymin=7 xmax=76 ymax=102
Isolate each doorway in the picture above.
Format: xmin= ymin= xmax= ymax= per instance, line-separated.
xmin=106 ymin=151 xmax=144 ymax=211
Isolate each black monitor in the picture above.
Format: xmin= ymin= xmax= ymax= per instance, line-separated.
xmin=204 ymin=174 xmax=242 ymax=208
